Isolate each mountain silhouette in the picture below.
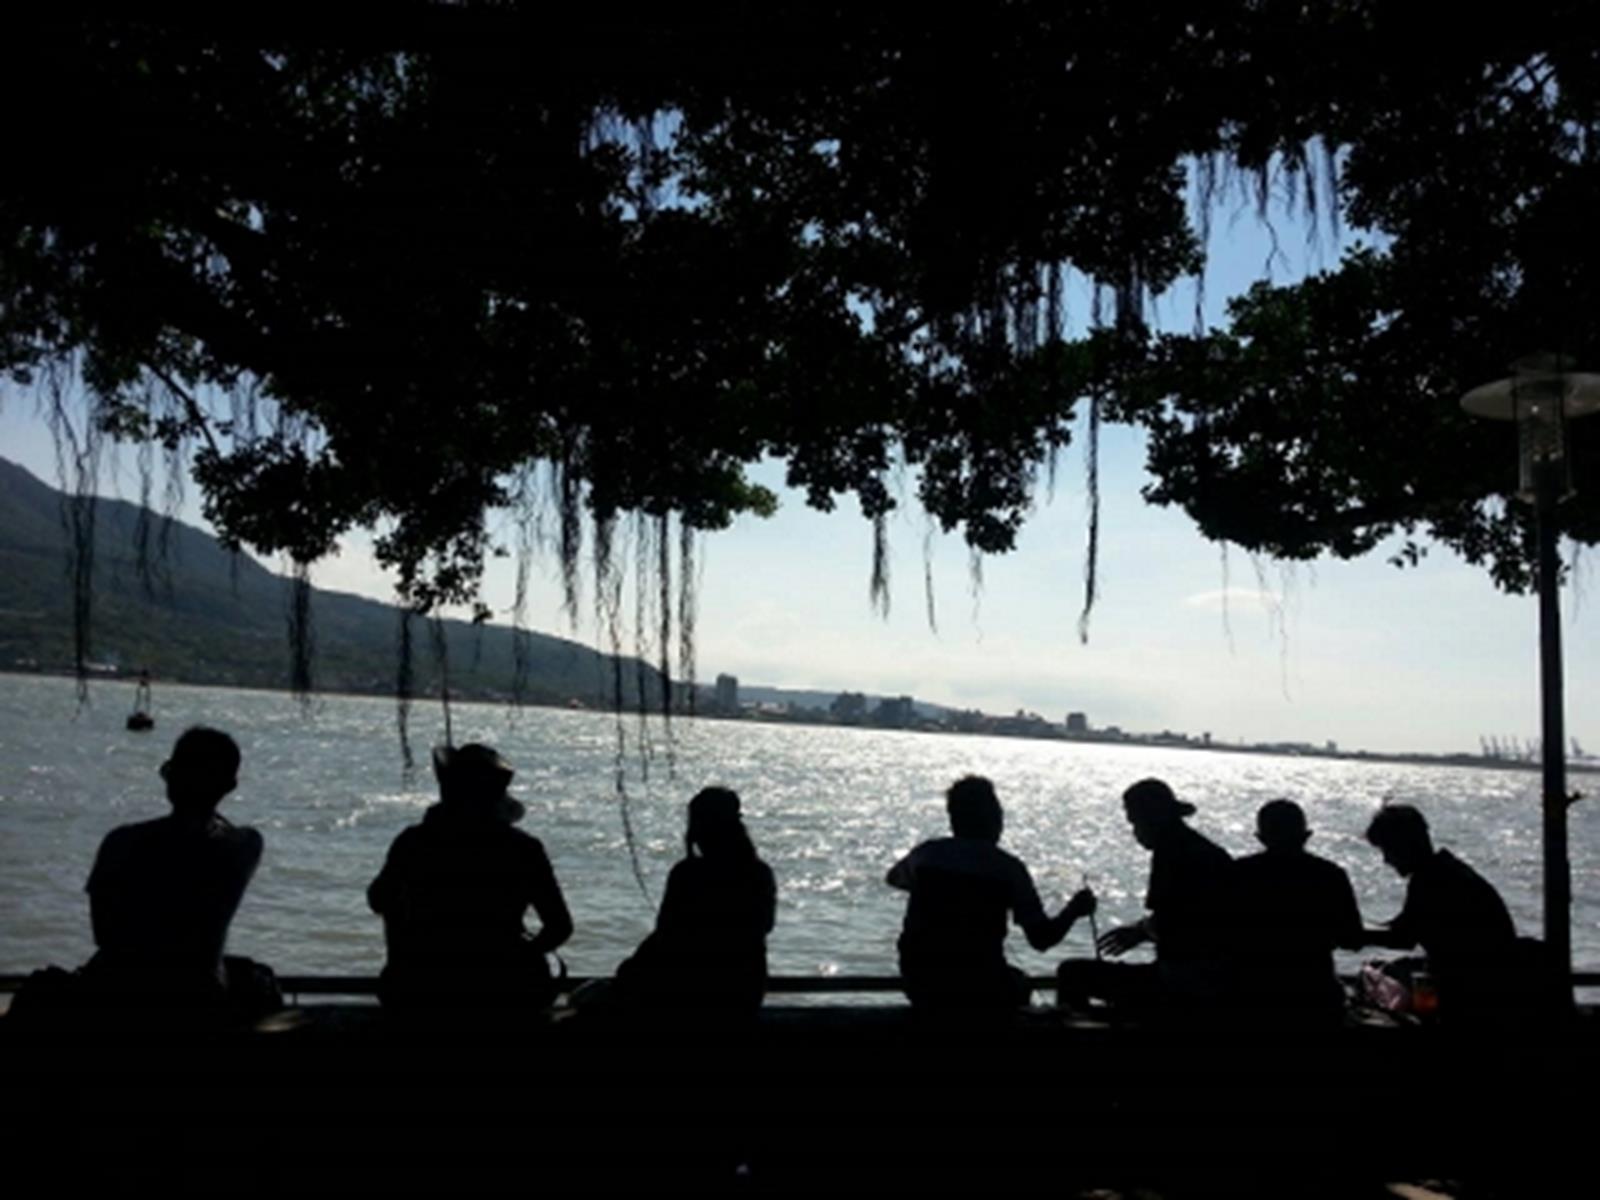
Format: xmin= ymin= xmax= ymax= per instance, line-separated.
xmin=0 ymin=455 xmax=676 ymax=707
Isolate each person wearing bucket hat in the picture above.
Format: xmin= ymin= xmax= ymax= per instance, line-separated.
xmin=613 ymin=786 xmax=776 ymax=1014
xmin=368 ymin=742 xmax=572 ymax=1015
xmin=431 ymin=743 xmax=527 ymax=824
xmin=1057 ymin=778 xmax=1232 ymax=1017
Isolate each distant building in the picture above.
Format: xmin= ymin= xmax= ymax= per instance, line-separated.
xmin=1065 ymin=712 xmax=1089 ymax=734
xmin=714 ymin=673 xmax=740 ymax=713
xmin=950 ymin=709 xmax=989 ymax=734
xmin=872 ymin=695 xmax=916 ymax=728
xmin=830 ymin=691 xmax=867 ymax=722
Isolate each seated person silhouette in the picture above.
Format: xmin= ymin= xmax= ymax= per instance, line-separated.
xmin=81 ymin=725 xmax=266 ymax=1010
xmin=1359 ymin=804 xmax=1523 ymax=1024
xmin=369 ymin=744 xmax=572 ymax=1015
xmin=613 ymin=787 xmax=776 ymax=1014
xmin=1058 ymin=778 xmax=1232 ymax=1017
xmin=888 ymin=775 xmax=1095 ymax=1010
xmin=1229 ymin=799 xmax=1363 ymax=1026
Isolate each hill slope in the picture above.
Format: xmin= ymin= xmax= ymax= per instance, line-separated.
xmin=0 ymin=456 xmax=675 ymax=707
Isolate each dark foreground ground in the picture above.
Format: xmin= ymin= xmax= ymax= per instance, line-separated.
xmin=3 ymin=1003 xmax=1592 ymax=1196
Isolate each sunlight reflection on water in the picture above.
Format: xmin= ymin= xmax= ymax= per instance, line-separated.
xmin=3 ymin=674 xmax=1598 ymax=982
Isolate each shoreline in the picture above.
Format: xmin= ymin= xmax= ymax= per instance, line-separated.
xmin=6 ymin=666 xmax=1593 ymax=776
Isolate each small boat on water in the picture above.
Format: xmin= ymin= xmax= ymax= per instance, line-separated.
xmin=126 ymin=672 xmax=154 ymax=732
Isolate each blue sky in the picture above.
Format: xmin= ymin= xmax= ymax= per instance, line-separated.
xmin=3 ymin=177 xmax=1596 ymax=756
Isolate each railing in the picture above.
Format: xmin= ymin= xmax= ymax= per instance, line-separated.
xmin=7 ymin=972 xmax=1600 ymax=1005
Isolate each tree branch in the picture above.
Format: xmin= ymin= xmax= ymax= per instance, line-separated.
xmin=141 ymin=361 xmax=222 ymax=456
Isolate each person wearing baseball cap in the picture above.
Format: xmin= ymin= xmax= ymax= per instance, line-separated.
xmin=1057 ymin=778 xmax=1232 ymax=1018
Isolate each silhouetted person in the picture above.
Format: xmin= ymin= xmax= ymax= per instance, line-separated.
xmin=82 ymin=726 xmax=264 ymax=1007
xmin=888 ymin=775 xmax=1095 ymax=1009
xmin=613 ymin=787 xmax=776 ymax=1013
xmin=1360 ymin=804 xmax=1519 ymax=1024
xmin=1229 ymin=799 xmax=1363 ymax=1026
xmin=1058 ymin=778 xmax=1232 ymax=1016
xmin=369 ymin=744 xmax=572 ymax=1015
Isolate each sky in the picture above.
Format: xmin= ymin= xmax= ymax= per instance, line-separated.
xmin=3 ymin=178 xmax=1598 ymax=758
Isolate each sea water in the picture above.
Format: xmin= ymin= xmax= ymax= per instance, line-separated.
xmin=3 ymin=674 xmax=1597 ymax=984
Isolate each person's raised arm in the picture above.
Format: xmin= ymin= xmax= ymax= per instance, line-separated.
xmin=1020 ymin=887 xmax=1097 ymax=952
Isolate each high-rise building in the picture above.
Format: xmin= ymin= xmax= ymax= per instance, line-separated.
xmin=714 ymin=673 xmax=739 ymax=712
xmin=830 ymin=691 xmax=867 ymax=722
xmin=1065 ymin=711 xmax=1089 ymax=734
xmin=872 ymin=695 xmax=916 ymax=728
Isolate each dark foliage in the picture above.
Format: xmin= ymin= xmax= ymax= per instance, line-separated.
xmin=3 ymin=1 xmax=1597 ymax=627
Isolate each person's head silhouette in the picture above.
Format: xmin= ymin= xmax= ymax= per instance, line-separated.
xmin=686 ymin=786 xmax=756 ymax=860
xmin=160 ymin=726 xmax=240 ymax=816
xmin=432 ymin=743 xmax=524 ymax=822
xmin=1122 ymin=778 xmax=1195 ymax=849
xmin=1256 ymin=798 xmax=1311 ymax=852
xmin=946 ymin=775 xmax=1003 ymax=842
xmin=1365 ymin=803 xmax=1433 ymax=877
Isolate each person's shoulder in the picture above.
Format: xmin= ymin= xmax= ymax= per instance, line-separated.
xmin=1437 ymin=849 xmax=1503 ymax=896
xmin=90 ymin=818 xmax=155 ymax=875
xmin=382 ymin=821 xmax=429 ymax=857
xmin=1183 ymin=825 xmax=1232 ymax=864
xmin=932 ymin=836 xmax=1019 ymax=870
xmin=98 ymin=815 xmax=178 ymax=857
xmin=1231 ymin=849 xmax=1269 ymax=874
xmin=1290 ymin=852 xmax=1354 ymax=898
xmin=1304 ymin=849 xmax=1352 ymax=877
xmin=213 ymin=815 xmax=262 ymax=845
xmin=227 ymin=822 xmax=264 ymax=861
xmin=505 ymin=825 xmax=552 ymax=860
xmin=1426 ymin=848 xmax=1480 ymax=886
xmin=990 ymin=842 xmax=1032 ymax=874
xmin=506 ymin=824 xmax=546 ymax=848
xmin=897 ymin=836 xmax=946 ymax=864
xmin=107 ymin=815 xmax=170 ymax=841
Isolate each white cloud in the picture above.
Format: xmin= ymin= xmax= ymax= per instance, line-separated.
xmin=1184 ymin=586 xmax=1283 ymax=612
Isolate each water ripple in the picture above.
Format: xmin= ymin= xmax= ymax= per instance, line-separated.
xmin=2 ymin=674 xmax=1596 ymax=978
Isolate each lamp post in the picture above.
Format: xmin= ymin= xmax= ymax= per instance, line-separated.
xmin=1461 ymin=353 xmax=1600 ymax=985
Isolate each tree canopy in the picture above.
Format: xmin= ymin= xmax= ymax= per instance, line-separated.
xmin=5 ymin=1 xmax=1599 ymax=650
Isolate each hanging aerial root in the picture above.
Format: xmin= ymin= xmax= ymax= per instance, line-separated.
xmin=429 ymin=613 xmax=453 ymax=748
xmin=1077 ymin=387 xmax=1102 ymax=644
xmin=286 ymin=561 xmax=316 ymax=704
xmin=396 ymin=606 xmax=416 ymax=772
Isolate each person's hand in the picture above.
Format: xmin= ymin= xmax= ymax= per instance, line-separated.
xmin=1065 ymin=887 xmax=1097 ymax=920
xmin=1097 ymin=921 xmax=1148 ymax=958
